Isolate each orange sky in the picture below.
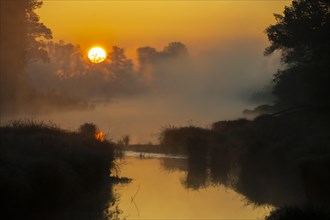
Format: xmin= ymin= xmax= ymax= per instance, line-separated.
xmin=37 ymin=1 xmax=290 ymax=58
xmin=30 ymin=1 xmax=293 ymax=143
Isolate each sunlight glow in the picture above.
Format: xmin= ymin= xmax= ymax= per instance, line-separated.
xmin=95 ymin=131 xmax=105 ymax=142
xmin=88 ymin=47 xmax=106 ymax=63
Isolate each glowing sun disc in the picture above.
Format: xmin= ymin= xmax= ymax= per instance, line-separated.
xmin=88 ymin=47 xmax=106 ymax=63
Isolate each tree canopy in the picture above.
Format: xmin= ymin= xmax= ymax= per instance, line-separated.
xmin=265 ymin=0 xmax=330 ymax=109
xmin=265 ymin=0 xmax=330 ymax=65
xmin=0 ymin=0 xmax=52 ymax=115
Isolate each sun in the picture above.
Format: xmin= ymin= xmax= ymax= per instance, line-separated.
xmin=88 ymin=47 xmax=106 ymax=63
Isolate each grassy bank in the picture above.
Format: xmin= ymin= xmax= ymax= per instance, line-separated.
xmin=159 ymin=109 xmax=330 ymax=210
xmin=0 ymin=120 xmax=122 ymax=220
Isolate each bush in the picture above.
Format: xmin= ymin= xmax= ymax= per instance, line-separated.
xmin=0 ymin=120 xmax=118 ymax=220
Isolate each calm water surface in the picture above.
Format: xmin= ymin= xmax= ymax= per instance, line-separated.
xmin=113 ymin=155 xmax=272 ymax=219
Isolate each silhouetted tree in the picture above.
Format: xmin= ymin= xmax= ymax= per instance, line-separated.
xmin=265 ymin=0 xmax=330 ymax=65
xmin=265 ymin=0 xmax=330 ymax=109
xmin=137 ymin=46 xmax=158 ymax=66
xmin=137 ymin=42 xmax=188 ymax=67
xmin=26 ymin=1 xmax=52 ymax=63
xmin=163 ymin=42 xmax=188 ymax=57
xmin=0 ymin=0 xmax=52 ymax=115
xmin=108 ymin=46 xmax=133 ymax=73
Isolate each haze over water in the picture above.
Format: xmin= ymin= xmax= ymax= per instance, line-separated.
xmin=1 ymin=1 xmax=289 ymax=143
xmin=2 ymin=1 xmax=329 ymax=219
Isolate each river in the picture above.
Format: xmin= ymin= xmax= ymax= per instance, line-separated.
xmin=113 ymin=154 xmax=272 ymax=219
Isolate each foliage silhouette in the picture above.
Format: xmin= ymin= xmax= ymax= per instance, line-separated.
xmin=0 ymin=120 xmax=125 ymax=220
xmin=265 ymin=204 xmax=330 ymax=220
xmin=159 ymin=109 xmax=330 ymax=207
xmin=0 ymin=0 xmax=52 ymax=115
xmin=265 ymin=0 xmax=330 ymax=65
xmin=264 ymin=0 xmax=330 ymax=109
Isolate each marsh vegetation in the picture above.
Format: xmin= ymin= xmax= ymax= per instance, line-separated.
xmin=0 ymin=120 xmax=128 ymax=220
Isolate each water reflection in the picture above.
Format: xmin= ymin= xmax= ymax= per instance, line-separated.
xmin=160 ymin=157 xmax=188 ymax=173
xmin=114 ymin=156 xmax=272 ymax=219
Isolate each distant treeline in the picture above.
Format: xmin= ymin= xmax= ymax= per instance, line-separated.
xmin=0 ymin=120 xmax=126 ymax=220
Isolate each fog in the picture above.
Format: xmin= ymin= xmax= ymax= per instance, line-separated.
xmin=0 ymin=1 xmax=283 ymax=143
xmin=2 ymin=2 xmax=330 ymax=219
xmin=2 ymin=37 xmax=281 ymax=143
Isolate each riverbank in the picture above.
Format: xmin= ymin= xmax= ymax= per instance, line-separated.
xmin=158 ymin=108 xmax=330 ymax=210
xmin=0 ymin=120 xmax=122 ymax=220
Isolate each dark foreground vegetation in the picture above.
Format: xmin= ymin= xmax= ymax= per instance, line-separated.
xmin=0 ymin=120 xmax=127 ymax=220
xmin=160 ymin=106 xmax=330 ymax=219
xmin=265 ymin=204 xmax=330 ymax=220
xmin=160 ymin=110 xmax=330 ymax=205
xmin=160 ymin=0 xmax=330 ymax=218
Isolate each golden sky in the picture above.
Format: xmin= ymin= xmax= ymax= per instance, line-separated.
xmin=37 ymin=1 xmax=290 ymax=57
xmin=30 ymin=1 xmax=292 ymax=143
